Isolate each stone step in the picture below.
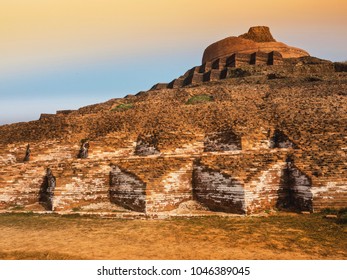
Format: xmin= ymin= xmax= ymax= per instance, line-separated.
xmin=150 ymin=83 xmax=169 ymax=90
xmin=211 ymin=57 xmax=228 ymax=70
xmin=183 ymin=66 xmax=200 ymax=77
xmin=203 ymin=69 xmax=222 ymax=82
xmin=226 ymin=53 xmax=252 ymax=67
xmin=199 ymin=61 xmax=212 ymax=73
xmin=148 ymin=51 xmax=284 ymax=90
xmin=183 ymin=73 xmax=204 ymax=86
xmin=268 ymin=51 xmax=283 ymax=65
xmin=250 ymin=52 xmax=269 ymax=65
xmin=168 ymin=77 xmax=185 ymax=89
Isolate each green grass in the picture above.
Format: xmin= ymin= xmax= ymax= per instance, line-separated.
xmin=320 ymin=207 xmax=347 ymax=224
xmin=10 ymin=205 xmax=25 ymax=211
xmin=111 ymin=103 xmax=134 ymax=111
xmin=186 ymin=94 xmax=213 ymax=105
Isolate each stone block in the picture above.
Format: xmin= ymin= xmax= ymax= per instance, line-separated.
xmin=150 ymin=83 xmax=169 ymax=90
xmin=39 ymin=114 xmax=56 ymax=120
xmin=183 ymin=66 xmax=200 ymax=77
xmin=184 ymin=73 xmax=204 ymax=86
xmin=268 ymin=51 xmax=283 ymax=65
xmin=204 ymin=130 xmax=242 ymax=151
xmin=109 ymin=166 xmax=146 ymax=212
xmin=135 ymin=134 xmax=160 ymax=156
xmin=168 ymin=78 xmax=185 ymax=89
xmin=192 ymin=161 xmax=246 ymax=214
xmin=203 ymin=70 xmax=222 ymax=82
xmin=226 ymin=53 xmax=251 ymax=67
xmin=334 ymin=62 xmax=347 ymax=72
xmin=250 ymin=52 xmax=269 ymax=65
xmin=56 ymin=110 xmax=76 ymax=115
xmin=199 ymin=61 xmax=212 ymax=73
xmin=211 ymin=57 xmax=227 ymax=69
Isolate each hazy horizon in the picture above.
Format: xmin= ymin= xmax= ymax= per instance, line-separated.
xmin=1 ymin=0 xmax=346 ymax=125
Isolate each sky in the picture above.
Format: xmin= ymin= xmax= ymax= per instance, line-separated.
xmin=1 ymin=0 xmax=346 ymax=125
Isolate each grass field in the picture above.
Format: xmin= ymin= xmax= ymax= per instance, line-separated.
xmin=0 ymin=212 xmax=345 ymax=260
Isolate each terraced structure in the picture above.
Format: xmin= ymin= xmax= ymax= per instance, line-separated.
xmin=0 ymin=27 xmax=346 ymax=217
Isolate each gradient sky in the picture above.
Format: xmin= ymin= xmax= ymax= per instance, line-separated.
xmin=1 ymin=0 xmax=346 ymax=125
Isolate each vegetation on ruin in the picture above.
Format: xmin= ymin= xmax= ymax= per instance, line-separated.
xmin=0 ymin=27 xmax=346 ymax=262
xmin=321 ymin=208 xmax=347 ymax=224
xmin=0 ymin=212 xmax=345 ymax=260
xmin=80 ymin=138 xmax=89 ymax=144
xmin=111 ymin=103 xmax=134 ymax=111
xmin=186 ymin=94 xmax=213 ymax=105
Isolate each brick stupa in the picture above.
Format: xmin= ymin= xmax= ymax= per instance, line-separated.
xmin=0 ymin=27 xmax=346 ymax=217
xmin=202 ymin=26 xmax=309 ymax=63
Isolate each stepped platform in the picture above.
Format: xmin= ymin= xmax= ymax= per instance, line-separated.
xmin=0 ymin=26 xmax=346 ymax=217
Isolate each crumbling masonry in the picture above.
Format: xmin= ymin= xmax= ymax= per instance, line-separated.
xmin=0 ymin=26 xmax=346 ymax=217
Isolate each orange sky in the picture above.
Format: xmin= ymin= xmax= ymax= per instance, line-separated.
xmin=1 ymin=0 xmax=346 ymax=75
xmin=1 ymin=0 xmax=346 ymax=124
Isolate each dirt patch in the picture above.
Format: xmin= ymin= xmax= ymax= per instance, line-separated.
xmin=0 ymin=213 xmax=345 ymax=260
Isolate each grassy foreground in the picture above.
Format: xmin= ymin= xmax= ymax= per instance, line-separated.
xmin=0 ymin=212 xmax=345 ymax=260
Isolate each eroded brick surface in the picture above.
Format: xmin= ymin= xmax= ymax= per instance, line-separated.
xmin=109 ymin=166 xmax=146 ymax=212
xmin=0 ymin=29 xmax=346 ymax=216
xmin=192 ymin=161 xmax=245 ymax=214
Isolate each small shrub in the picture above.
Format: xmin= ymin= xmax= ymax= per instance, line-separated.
xmin=3 ymin=212 xmax=33 ymax=217
xmin=320 ymin=208 xmax=347 ymax=224
xmin=305 ymin=76 xmax=322 ymax=82
xmin=10 ymin=205 xmax=24 ymax=211
xmin=112 ymin=103 xmax=134 ymax=112
xmin=80 ymin=138 xmax=89 ymax=144
xmin=337 ymin=208 xmax=347 ymax=224
xmin=61 ymin=213 xmax=81 ymax=218
xmin=267 ymin=73 xmax=285 ymax=80
xmin=334 ymin=62 xmax=347 ymax=72
xmin=228 ymin=68 xmax=251 ymax=78
xmin=337 ymin=213 xmax=347 ymax=224
xmin=186 ymin=94 xmax=213 ymax=105
xmin=320 ymin=208 xmax=339 ymax=215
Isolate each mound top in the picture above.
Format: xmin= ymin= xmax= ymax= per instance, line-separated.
xmin=202 ymin=26 xmax=309 ymax=63
xmin=239 ymin=26 xmax=276 ymax=42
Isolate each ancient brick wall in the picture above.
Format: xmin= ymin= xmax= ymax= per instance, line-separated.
xmin=0 ymin=141 xmax=345 ymax=214
xmin=192 ymin=161 xmax=245 ymax=214
xmin=0 ymin=53 xmax=346 ymax=216
xmin=202 ymin=26 xmax=309 ymax=63
xmin=109 ymin=166 xmax=146 ymax=212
